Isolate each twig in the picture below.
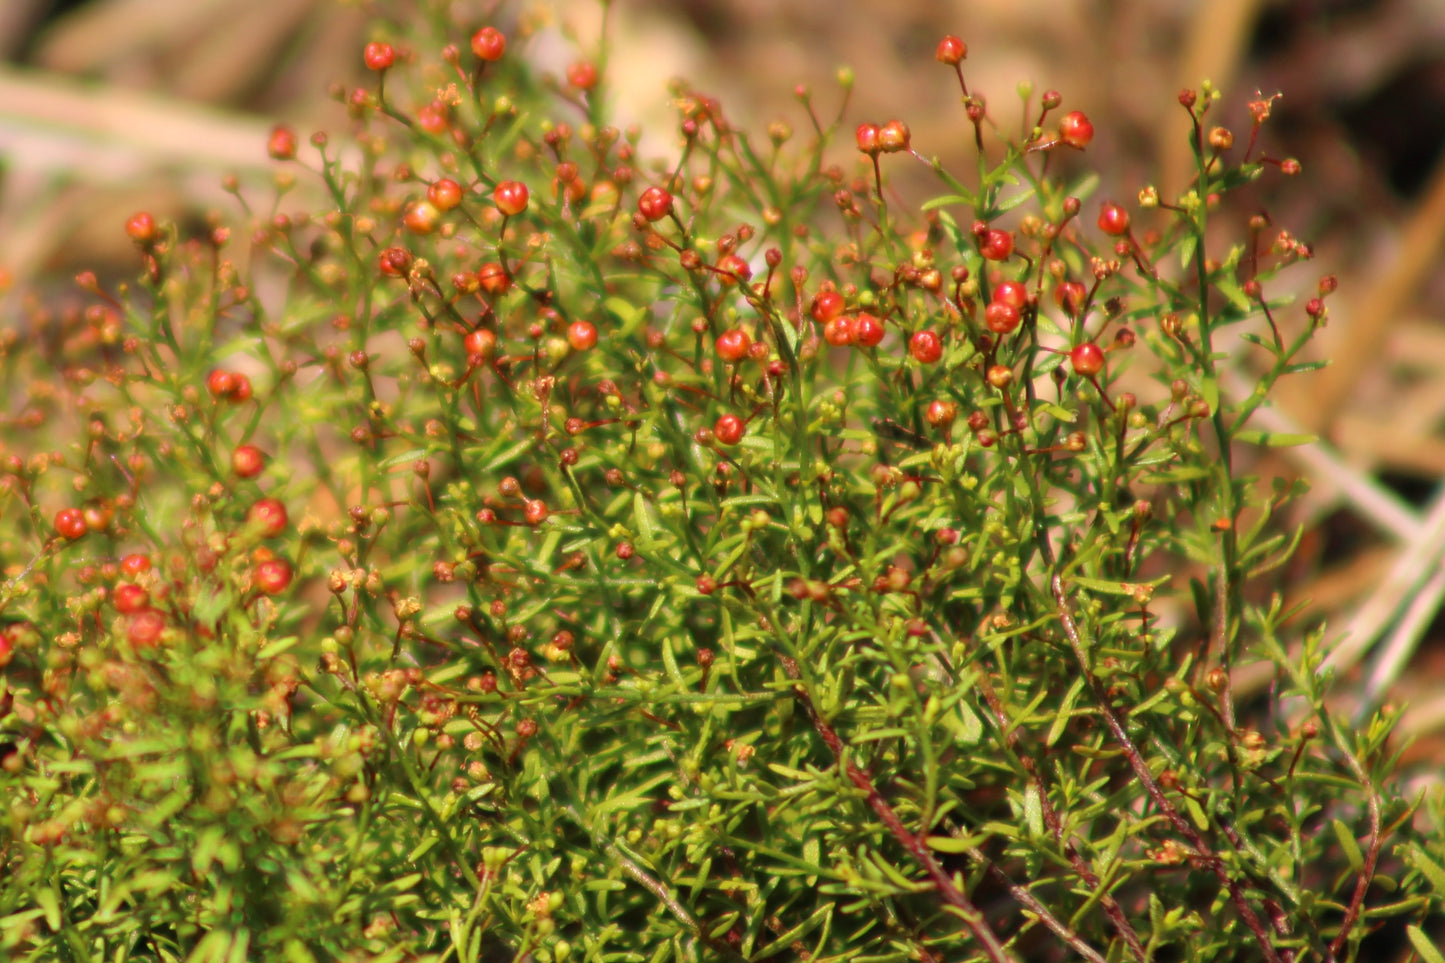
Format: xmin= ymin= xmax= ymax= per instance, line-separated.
xmin=783 ymin=657 xmax=1017 ymax=963
xmin=1329 ymin=756 xmax=1383 ymax=956
xmin=1051 ymin=574 xmax=1285 ymax=963
xmin=973 ymin=669 xmax=1150 ymax=962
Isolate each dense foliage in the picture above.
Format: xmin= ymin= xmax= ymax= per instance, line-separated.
xmin=2 ymin=4 xmax=1443 ymax=962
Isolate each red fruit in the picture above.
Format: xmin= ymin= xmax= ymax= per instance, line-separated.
xmin=428 ymin=178 xmax=464 ymax=211
xmin=267 ymin=124 xmax=297 ymax=160
xmin=714 ymin=414 xmax=745 ymax=446
xmin=979 ymin=229 xmax=1014 ymax=261
xmin=567 ymin=320 xmax=598 ymax=351
xmin=0 ymin=629 xmax=12 ymax=668
xmin=416 ymin=101 xmax=450 ymax=135
xmin=126 ymin=609 xmax=167 ymax=648
xmin=715 ymin=329 xmax=752 ymax=362
xmin=54 ymin=508 xmax=87 ymax=541
xmin=125 ymin=212 xmax=158 ymax=246
xmin=523 ymin=500 xmax=549 ymax=525
xmin=879 ymin=120 xmax=911 ymax=153
xmin=207 ymin=369 xmax=238 ymax=400
xmin=493 ymin=180 xmax=529 ymax=216
xmin=119 ymin=553 xmax=152 ymax=577
xmin=992 ymin=280 xmax=1028 ymax=309
xmin=909 ymin=330 xmax=944 ymax=364
xmin=113 ymin=582 xmax=150 ymax=615
xmin=464 ymin=328 xmax=497 ymax=359
xmin=232 ymin=444 xmax=267 ymax=478
xmin=254 ymin=558 xmax=293 ymax=595
xmin=1070 ymin=342 xmax=1106 ymax=376
xmin=855 ymin=123 xmax=881 ymax=154
xmin=926 ymin=400 xmax=958 ymax=426
xmin=823 ymin=316 xmax=856 ymax=347
xmin=230 ymin=374 xmax=252 ymax=402
xmin=854 ymin=312 xmax=886 ymax=347
xmin=247 ymin=498 xmax=289 ymax=537
xmin=82 ymin=503 xmax=113 ymax=534
xmin=637 ymin=186 xmax=674 ymax=222
xmin=403 ymin=200 xmax=441 ymax=235
xmin=1059 ymin=110 xmax=1094 ymax=149
xmin=984 ymin=301 xmax=1021 ymax=334
xmin=1098 ymin=202 xmax=1130 ymax=236
xmin=1054 ymin=281 xmax=1086 ymax=314
xmin=717 ymin=254 xmax=752 ymax=285
xmin=378 ymin=247 xmax=413 ymax=278
xmin=363 ymin=42 xmax=395 ymax=71
xmin=566 ymin=60 xmax=599 ymax=91
xmin=936 ymin=35 xmax=967 ymax=65
xmin=810 ymin=290 xmax=845 ymax=323
xmin=471 ymin=27 xmax=506 ymax=61
xmin=476 ymin=261 xmax=511 ymax=295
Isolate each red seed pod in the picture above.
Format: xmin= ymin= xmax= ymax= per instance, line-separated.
xmin=823 ymin=316 xmax=856 ymax=347
xmin=493 ymin=181 xmax=529 ymax=216
xmin=471 ymin=27 xmax=506 ymax=61
xmin=127 ymin=609 xmax=167 ymax=648
xmin=1070 ymin=342 xmax=1106 ymax=376
xmin=713 ymin=414 xmax=745 ymax=446
xmin=1058 ymin=111 xmax=1094 ymax=149
xmin=992 ymin=280 xmax=1028 ymax=309
xmin=979 ymin=229 xmax=1014 ymax=261
xmin=363 ymin=42 xmax=395 ymax=71
xmin=566 ymin=320 xmax=598 ymax=351
xmin=567 ymin=60 xmax=599 ymax=91
xmin=254 ymin=558 xmax=293 ymax=595
xmin=267 ymin=124 xmax=298 ymax=160
xmin=1097 ymin=202 xmax=1130 ymax=236
xmin=125 ymin=211 xmax=159 ymax=246
xmin=909 ymin=330 xmax=943 ymax=364
xmin=855 ymin=123 xmax=881 ymax=155
xmin=637 ymin=186 xmax=673 ymax=222
xmin=854 ymin=312 xmax=886 ymax=347
xmin=54 ymin=508 xmax=88 ymax=541
xmin=428 ymin=178 xmax=464 ymax=211
xmin=379 ymin=247 xmax=413 ymax=278
xmin=936 ymin=35 xmax=966 ymax=65
xmin=984 ymin=301 xmax=1021 ymax=334
xmin=113 ymin=582 xmax=150 ymax=615
xmin=715 ymin=328 xmax=752 ymax=362
xmin=247 ymin=497 xmax=289 ymax=537
xmin=878 ymin=120 xmax=911 ymax=153
xmin=232 ymin=444 xmax=267 ymax=478
xmin=810 ymin=290 xmax=845 ymax=323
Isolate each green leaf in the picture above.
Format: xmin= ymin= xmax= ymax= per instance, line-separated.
xmin=926 ymin=834 xmax=981 ymax=854
xmin=1333 ymin=819 xmax=1363 ymax=872
xmin=1234 ymin=430 xmax=1317 ymax=448
xmin=34 ymin=888 xmax=60 ymax=932
xmin=921 ymin=193 xmax=974 ymax=212
xmin=1177 ymin=233 xmax=1198 ymax=270
xmin=1046 ymin=676 xmax=1086 ymax=747
xmin=257 ymin=635 xmax=299 ymax=659
xmin=996 ymin=187 xmax=1037 ymax=214
xmin=1408 ymin=925 xmax=1445 ymax=963
xmin=283 ymin=940 xmax=320 ymax=963
xmin=1408 ymin=845 xmax=1445 ymax=895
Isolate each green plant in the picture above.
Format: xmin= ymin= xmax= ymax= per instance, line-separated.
xmin=2 ymin=5 xmax=1443 ymax=962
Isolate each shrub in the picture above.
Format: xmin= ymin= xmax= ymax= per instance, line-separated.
xmin=2 ymin=7 xmax=1443 ymax=963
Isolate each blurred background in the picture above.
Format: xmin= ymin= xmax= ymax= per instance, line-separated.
xmin=2 ymin=0 xmax=1444 ymax=773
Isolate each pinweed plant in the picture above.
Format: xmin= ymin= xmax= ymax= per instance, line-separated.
xmin=2 ymin=5 xmax=1444 ymax=962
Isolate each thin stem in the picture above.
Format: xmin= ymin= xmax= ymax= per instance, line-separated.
xmin=784 ymin=658 xmax=1018 ymax=963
